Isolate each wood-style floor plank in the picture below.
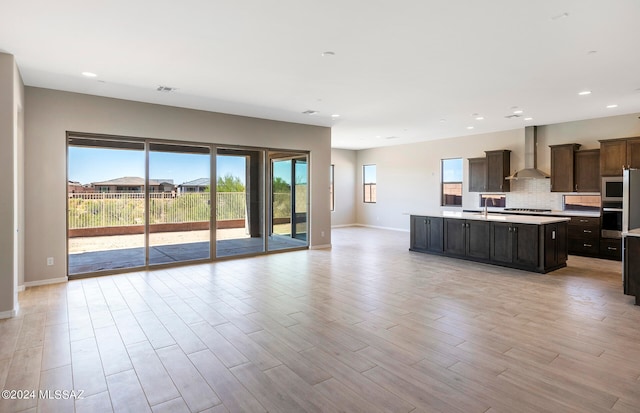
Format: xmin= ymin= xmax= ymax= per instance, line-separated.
xmin=0 ymin=227 xmax=638 ymax=413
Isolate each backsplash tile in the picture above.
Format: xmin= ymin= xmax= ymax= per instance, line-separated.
xmin=506 ymin=179 xmax=564 ymax=210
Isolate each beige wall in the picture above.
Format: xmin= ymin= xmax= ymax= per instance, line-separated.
xmin=24 ymin=87 xmax=331 ymax=283
xmin=331 ymin=149 xmax=357 ymax=226
xmin=0 ymin=53 xmax=24 ymax=317
xmin=356 ymin=113 xmax=640 ymax=231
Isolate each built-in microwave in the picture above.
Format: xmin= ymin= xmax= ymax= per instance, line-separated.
xmin=602 ymin=176 xmax=623 ymax=202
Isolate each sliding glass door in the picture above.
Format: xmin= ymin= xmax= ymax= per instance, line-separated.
xmin=268 ymin=152 xmax=309 ymax=251
xmin=68 ymin=135 xmax=310 ymax=276
xmin=148 ymin=143 xmax=211 ymax=265
xmin=216 ymin=148 xmax=265 ymax=258
xmin=67 ymin=137 xmax=146 ymax=275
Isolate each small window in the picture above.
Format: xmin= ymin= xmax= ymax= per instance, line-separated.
xmin=330 ymin=164 xmax=335 ymax=211
xmin=563 ymin=194 xmax=601 ymax=211
xmin=442 ymin=158 xmax=462 ymax=206
xmin=480 ymin=194 xmax=506 ymax=208
xmin=363 ymin=164 xmax=376 ymax=203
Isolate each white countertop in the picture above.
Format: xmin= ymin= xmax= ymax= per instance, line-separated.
xmin=467 ymin=208 xmax=600 ymax=218
xmin=409 ymin=211 xmax=571 ymax=225
xmin=623 ymin=229 xmax=640 ymax=238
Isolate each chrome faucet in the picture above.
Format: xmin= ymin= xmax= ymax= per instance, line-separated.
xmin=483 ymin=195 xmax=493 ymax=217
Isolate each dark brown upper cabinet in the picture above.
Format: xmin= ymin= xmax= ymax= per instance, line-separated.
xmin=485 ymin=150 xmax=511 ymax=192
xmin=574 ymin=149 xmax=600 ymax=192
xmin=549 ymin=144 xmax=579 ymax=192
xmin=468 ymin=157 xmax=487 ymax=192
xmin=550 ymin=144 xmax=600 ymax=192
xmin=599 ymin=137 xmax=640 ymax=176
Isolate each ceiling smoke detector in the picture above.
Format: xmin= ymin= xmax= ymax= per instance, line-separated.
xmin=505 ymin=114 xmax=522 ymax=119
xmin=157 ymin=86 xmax=177 ymax=92
xmin=302 ymin=110 xmax=319 ymax=115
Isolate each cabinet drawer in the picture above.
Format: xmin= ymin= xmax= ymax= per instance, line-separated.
xmin=568 ymin=226 xmax=599 ymax=240
xmin=569 ymin=238 xmax=599 ymax=255
xmin=600 ymin=239 xmax=622 ymax=260
xmin=569 ymin=216 xmax=600 ymax=227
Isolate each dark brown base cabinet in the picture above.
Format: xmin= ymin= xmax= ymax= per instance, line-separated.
xmin=491 ymin=222 xmax=538 ymax=269
xmin=443 ymin=219 xmax=491 ymax=259
xmin=568 ymin=216 xmax=600 ymax=257
xmin=600 ymin=238 xmax=622 ymax=260
xmin=623 ymin=236 xmax=640 ymax=305
xmin=410 ymin=216 xmax=443 ymax=253
xmin=410 ymin=215 xmax=568 ymax=273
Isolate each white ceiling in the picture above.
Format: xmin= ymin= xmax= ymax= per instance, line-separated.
xmin=2 ymin=0 xmax=640 ymax=150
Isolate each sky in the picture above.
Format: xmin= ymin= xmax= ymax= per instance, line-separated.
xmin=442 ymin=158 xmax=463 ymax=182
xmin=68 ymin=147 xmax=304 ymax=186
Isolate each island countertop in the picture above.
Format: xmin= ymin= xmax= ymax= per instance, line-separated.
xmin=407 ymin=211 xmax=571 ymax=225
xmin=623 ymin=229 xmax=640 ymax=238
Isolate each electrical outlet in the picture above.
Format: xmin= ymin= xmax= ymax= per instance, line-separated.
xmin=47 ymin=257 xmax=54 ymax=266
xmin=321 ymin=231 xmax=325 ymax=237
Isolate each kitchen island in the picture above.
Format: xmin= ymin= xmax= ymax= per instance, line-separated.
xmin=410 ymin=211 xmax=570 ymax=273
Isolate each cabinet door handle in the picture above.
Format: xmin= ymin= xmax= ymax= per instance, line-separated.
xmin=579 ymin=219 xmax=589 ymax=223
xmin=514 ymin=227 xmax=517 ymax=233
xmin=583 ymin=230 xmax=592 ymax=233
xmin=575 ymin=184 xmax=578 ymax=192
xmin=462 ymin=223 xmax=466 ymax=227
xmin=584 ymin=243 xmax=592 ymax=247
xmin=552 ymin=230 xmax=556 ymax=240
xmin=508 ymin=227 xmax=512 ymax=232
xmin=608 ymin=247 xmax=618 ymax=251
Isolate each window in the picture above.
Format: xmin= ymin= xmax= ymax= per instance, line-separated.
xmin=363 ymin=164 xmax=376 ymax=203
xmin=442 ymin=158 xmax=462 ymax=206
xmin=330 ymin=164 xmax=335 ymax=211
xmin=480 ymin=194 xmax=506 ymax=207
xmin=563 ymin=194 xmax=601 ymax=211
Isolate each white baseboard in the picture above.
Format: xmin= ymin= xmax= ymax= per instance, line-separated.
xmin=331 ymin=224 xmax=357 ymax=228
xmin=0 ymin=306 xmax=18 ymax=319
xmin=310 ymin=244 xmax=332 ymax=250
xmin=24 ymin=276 xmax=68 ymax=288
xmin=17 ymin=285 xmax=25 ymax=292
xmin=353 ymin=224 xmax=409 ymax=232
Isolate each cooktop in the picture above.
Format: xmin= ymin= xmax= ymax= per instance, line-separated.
xmin=503 ymin=208 xmax=552 ymax=213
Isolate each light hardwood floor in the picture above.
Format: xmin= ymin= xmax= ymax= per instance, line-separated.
xmin=1 ymin=226 xmax=640 ymax=413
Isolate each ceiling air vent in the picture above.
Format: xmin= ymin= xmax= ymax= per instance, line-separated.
xmin=302 ymin=110 xmax=319 ymax=115
xmin=505 ymin=114 xmax=522 ymax=119
xmin=157 ymin=86 xmax=177 ymax=92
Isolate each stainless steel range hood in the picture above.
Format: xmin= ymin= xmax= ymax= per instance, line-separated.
xmin=506 ymin=126 xmax=550 ymax=180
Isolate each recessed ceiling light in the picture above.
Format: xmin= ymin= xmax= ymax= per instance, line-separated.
xmin=524 ymin=117 xmax=533 ymax=121
xmin=331 ymin=114 xmax=340 ymax=118
xmin=578 ymin=90 xmax=592 ymax=96
xmin=551 ymin=12 xmax=569 ymax=21
xmin=467 ymin=126 xmax=475 ymax=130
xmin=513 ymin=110 xmax=524 ymax=114
xmin=321 ymin=51 xmax=335 ymax=57
xmin=302 ymin=110 xmax=318 ymax=115
xmin=606 ymin=104 xmax=619 ymax=109
xmin=82 ymin=72 xmax=97 ymax=78
xmin=385 ymin=136 xmax=400 ymax=140
xmin=475 ymin=116 xmax=484 ymax=120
